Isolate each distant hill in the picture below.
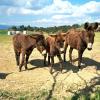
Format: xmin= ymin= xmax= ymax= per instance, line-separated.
xmin=0 ymin=25 xmax=11 ymax=30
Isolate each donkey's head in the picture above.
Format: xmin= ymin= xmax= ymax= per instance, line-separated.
xmin=50 ymin=33 xmax=65 ymax=52
xmin=35 ymin=34 xmax=47 ymax=55
xmin=84 ymin=22 xmax=98 ymax=50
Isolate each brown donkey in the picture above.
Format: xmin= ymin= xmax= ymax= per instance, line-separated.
xmin=13 ymin=33 xmax=46 ymax=72
xmin=44 ymin=33 xmax=65 ymax=73
xmin=63 ymin=22 xmax=98 ymax=68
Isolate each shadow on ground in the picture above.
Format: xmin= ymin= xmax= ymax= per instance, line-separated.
xmin=0 ymin=72 xmax=12 ymax=79
xmin=29 ymin=57 xmax=100 ymax=72
xmin=46 ymin=72 xmax=59 ymax=100
xmin=82 ymin=57 xmax=100 ymax=70
xmin=29 ymin=59 xmax=48 ymax=70
xmin=72 ymin=57 xmax=100 ymax=70
xmin=22 ymin=57 xmax=100 ymax=100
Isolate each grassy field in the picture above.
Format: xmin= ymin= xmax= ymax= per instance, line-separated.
xmin=0 ymin=30 xmax=100 ymax=100
xmin=0 ymin=30 xmax=7 ymax=35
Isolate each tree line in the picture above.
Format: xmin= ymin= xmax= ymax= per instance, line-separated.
xmin=9 ymin=24 xmax=82 ymax=33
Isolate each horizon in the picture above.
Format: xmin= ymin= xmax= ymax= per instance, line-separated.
xmin=0 ymin=0 xmax=100 ymax=27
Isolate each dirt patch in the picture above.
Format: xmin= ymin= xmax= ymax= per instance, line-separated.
xmin=0 ymin=35 xmax=100 ymax=99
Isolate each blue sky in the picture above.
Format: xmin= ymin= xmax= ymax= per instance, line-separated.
xmin=0 ymin=0 xmax=100 ymax=27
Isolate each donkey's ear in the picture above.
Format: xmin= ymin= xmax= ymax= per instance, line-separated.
xmin=92 ymin=22 xmax=98 ymax=30
xmin=49 ymin=34 xmax=57 ymax=37
xmin=84 ymin=22 xmax=89 ymax=30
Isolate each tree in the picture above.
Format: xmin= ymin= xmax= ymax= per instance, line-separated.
xmin=72 ymin=24 xmax=80 ymax=28
xmin=11 ymin=26 xmax=17 ymax=31
xmin=27 ymin=25 xmax=33 ymax=31
xmin=19 ymin=25 xmax=25 ymax=31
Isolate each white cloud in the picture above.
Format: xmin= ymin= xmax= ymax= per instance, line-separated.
xmin=1 ymin=0 xmax=100 ymax=16
xmin=33 ymin=19 xmax=51 ymax=23
xmin=6 ymin=7 xmax=17 ymax=15
xmin=72 ymin=1 xmax=100 ymax=17
xmin=35 ymin=0 xmax=74 ymax=15
xmin=0 ymin=0 xmax=74 ymax=15
xmin=4 ymin=6 xmax=41 ymax=15
xmin=33 ymin=17 xmax=90 ymax=26
xmin=0 ymin=0 xmax=100 ymax=26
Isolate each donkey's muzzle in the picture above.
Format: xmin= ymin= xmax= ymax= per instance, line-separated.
xmin=87 ymin=43 xmax=92 ymax=51
xmin=87 ymin=48 xmax=92 ymax=50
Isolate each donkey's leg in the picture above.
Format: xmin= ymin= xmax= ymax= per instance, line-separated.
xmin=25 ymin=54 xmax=30 ymax=70
xmin=69 ymin=47 xmax=73 ymax=63
xmin=44 ymin=53 xmax=47 ymax=66
xmin=50 ymin=56 xmax=54 ymax=74
xmin=63 ymin=43 xmax=68 ymax=62
xmin=57 ymin=54 xmax=63 ymax=72
xmin=25 ymin=49 xmax=33 ymax=70
xmin=15 ymin=51 xmax=20 ymax=66
xmin=78 ymin=50 xmax=84 ymax=68
xmin=19 ymin=51 xmax=25 ymax=72
xmin=48 ymin=55 xmax=50 ymax=65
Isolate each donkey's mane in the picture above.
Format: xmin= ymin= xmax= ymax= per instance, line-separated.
xmin=27 ymin=33 xmax=43 ymax=38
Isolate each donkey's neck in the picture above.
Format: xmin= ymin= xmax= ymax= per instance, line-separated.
xmin=80 ymin=30 xmax=87 ymax=47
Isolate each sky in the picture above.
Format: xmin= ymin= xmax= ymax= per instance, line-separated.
xmin=0 ymin=0 xmax=100 ymax=27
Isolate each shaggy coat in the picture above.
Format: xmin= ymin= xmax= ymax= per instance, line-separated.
xmin=44 ymin=33 xmax=65 ymax=73
xmin=13 ymin=33 xmax=46 ymax=71
xmin=63 ymin=22 xmax=98 ymax=68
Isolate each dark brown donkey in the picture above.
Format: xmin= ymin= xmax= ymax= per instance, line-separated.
xmin=63 ymin=22 xmax=98 ymax=68
xmin=13 ymin=33 xmax=46 ymax=72
xmin=44 ymin=33 xmax=65 ymax=73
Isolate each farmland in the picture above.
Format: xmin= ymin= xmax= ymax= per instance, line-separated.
xmin=0 ymin=30 xmax=100 ymax=100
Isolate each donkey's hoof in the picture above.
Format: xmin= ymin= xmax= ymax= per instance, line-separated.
xmin=64 ymin=60 xmax=66 ymax=62
xmin=19 ymin=68 xmax=22 ymax=72
xmin=80 ymin=63 xmax=85 ymax=66
xmin=60 ymin=69 xmax=63 ymax=73
xmin=19 ymin=70 xmax=21 ymax=72
xmin=16 ymin=62 xmax=19 ymax=66
xmin=50 ymin=69 xmax=53 ymax=74
xmin=78 ymin=66 xmax=81 ymax=69
xmin=25 ymin=67 xmax=28 ymax=70
xmin=50 ymin=71 xmax=53 ymax=74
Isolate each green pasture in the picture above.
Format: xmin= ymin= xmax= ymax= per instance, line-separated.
xmin=0 ymin=30 xmax=7 ymax=35
xmin=0 ymin=30 xmax=100 ymax=43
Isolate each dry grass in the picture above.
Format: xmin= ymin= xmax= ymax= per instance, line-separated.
xmin=0 ymin=32 xmax=100 ymax=99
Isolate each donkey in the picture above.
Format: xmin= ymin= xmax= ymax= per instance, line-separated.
xmin=44 ymin=33 xmax=65 ymax=73
xmin=13 ymin=33 xmax=46 ymax=72
xmin=63 ymin=22 xmax=98 ymax=68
